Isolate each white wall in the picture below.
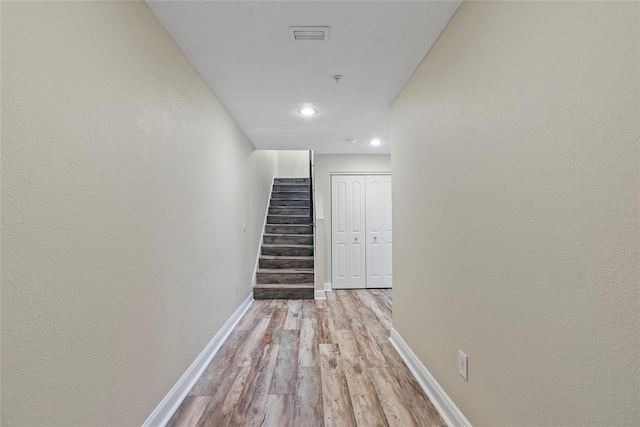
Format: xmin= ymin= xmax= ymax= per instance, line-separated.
xmin=1 ymin=2 xmax=277 ymax=425
xmin=313 ymin=154 xmax=391 ymax=290
xmin=277 ymin=150 xmax=309 ymax=178
xmin=392 ymin=2 xmax=639 ymax=425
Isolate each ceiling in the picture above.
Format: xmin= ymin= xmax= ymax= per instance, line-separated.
xmin=146 ymin=1 xmax=461 ymax=154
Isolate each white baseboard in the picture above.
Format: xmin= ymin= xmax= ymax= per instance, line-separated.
xmin=143 ymin=293 xmax=254 ymax=427
xmin=389 ymin=328 xmax=472 ymax=427
xmin=314 ymin=283 xmax=332 ymax=299
xmin=253 ymin=175 xmax=275 ymax=287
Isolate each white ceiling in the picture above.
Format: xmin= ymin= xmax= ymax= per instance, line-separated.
xmin=146 ymin=1 xmax=461 ymax=154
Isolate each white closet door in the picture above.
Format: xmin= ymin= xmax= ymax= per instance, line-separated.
xmin=332 ymin=175 xmax=366 ymax=289
xmin=366 ymin=175 xmax=393 ymax=288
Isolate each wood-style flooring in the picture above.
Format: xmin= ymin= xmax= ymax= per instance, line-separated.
xmin=167 ymin=289 xmax=444 ymax=427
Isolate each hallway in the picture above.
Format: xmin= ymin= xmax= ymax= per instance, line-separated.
xmin=4 ymin=2 xmax=638 ymax=425
xmin=168 ymin=290 xmax=444 ymax=427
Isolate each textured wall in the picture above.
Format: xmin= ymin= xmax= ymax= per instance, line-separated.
xmin=277 ymin=150 xmax=309 ymax=178
xmin=313 ymin=154 xmax=391 ymax=289
xmin=1 ymin=2 xmax=276 ymax=425
xmin=391 ymin=2 xmax=639 ymax=425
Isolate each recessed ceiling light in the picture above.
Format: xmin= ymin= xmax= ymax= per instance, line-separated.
xmin=299 ymin=107 xmax=316 ymax=116
xmin=370 ymin=139 xmax=382 ymax=146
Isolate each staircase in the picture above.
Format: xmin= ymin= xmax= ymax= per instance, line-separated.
xmin=254 ymin=178 xmax=314 ymax=300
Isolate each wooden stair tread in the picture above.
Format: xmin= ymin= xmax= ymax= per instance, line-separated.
xmin=260 ymin=255 xmax=314 ymax=260
xmin=265 ymin=224 xmax=311 ymax=226
xmin=263 ymin=233 xmax=312 ymax=236
xmin=263 ymin=233 xmax=312 ymax=237
xmin=257 ymin=268 xmax=314 ymax=273
xmin=253 ymin=283 xmax=314 ymax=289
xmin=261 ymin=244 xmax=313 ymax=248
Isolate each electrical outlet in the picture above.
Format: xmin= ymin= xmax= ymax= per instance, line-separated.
xmin=235 ymin=283 xmax=239 ymax=295
xmin=458 ymin=351 xmax=468 ymax=380
xmin=242 ymin=221 xmax=246 ymax=232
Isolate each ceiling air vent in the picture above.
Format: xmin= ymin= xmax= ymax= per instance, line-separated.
xmin=289 ymin=26 xmax=330 ymax=42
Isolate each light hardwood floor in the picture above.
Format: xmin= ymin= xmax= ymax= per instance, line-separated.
xmin=167 ymin=289 xmax=445 ymax=427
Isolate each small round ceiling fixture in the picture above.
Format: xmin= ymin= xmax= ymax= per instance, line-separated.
xmin=299 ymin=107 xmax=316 ymax=116
xmin=370 ymin=139 xmax=382 ymax=146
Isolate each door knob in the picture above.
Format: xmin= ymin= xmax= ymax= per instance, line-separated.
xmin=354 ymin=237 xmax=358 ymax=243
xmin=374 ymin=236 xmax=377 ymax=241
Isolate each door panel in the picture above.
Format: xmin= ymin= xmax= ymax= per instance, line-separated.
xmin=351 ymin=181 xmax=363 ymax=233
xmin=371 ymin=243 xmax=381 ymax=277
xmin=337 ymin=182 xmax=346 ymax=233
xmin=352 ymin=243 xmax=363 ymax=278
xmin=366 ymin=175 xmax=392 ymax=288
xmin=382 ymin=178 xmax=393 ymax=287
xmin=332 ymin=175 xmax=366 ymax=289
xmin=336 ymin=244 xmax=347 ymax=279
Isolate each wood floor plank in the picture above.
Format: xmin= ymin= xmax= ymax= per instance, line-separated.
xmin=229 ymin=344 xmax=280 ymax=427
xmin=377 ymin=290 xmax=393 ymax=316
xmin=236 ymin=300 xmax=271 ymax=330
xmin=365 ymin=289 xmax=392 ymax=319
xmin=351 ymin=321 xmax=388 ymax=368
xmin=360 ymin=305 xmax=390 ymax=345
xmin=166 ymin=396 xmax=210 ymax=427
xmin=284 ymin=300 xmax=302 ymax=330
xmin=269 ymin=329 xmax=301 ymax=394
xmin=337 ymin=291 xmax=363 ymax=329
xmin=236 ymin=317 xmax=271 ymax=367
xmin=189 ymin=330 xmax=249 ymax=396
xmin=378 ymin=341 xmax=408 ymax=371
xmin=336 ymin=329 xmax=376 ymax=395
xmin=327 ymin=291 xmax=350 ymax=330
xmin=319 ymin=343 xmax=357 ymax=427
xmin=261 ymin=394 xmax=294 ymax=427
xmin=316 ymin=304 xmax=337 ymax=344
xmin=301 ymin=300 xmax=317 ymax=319
xmin=293 ymin=366 xmax=324 ymax=427
xmin=381 ymin=343 xmax=446 ymax=427
xmin=195 ymin=366 xmax=252 ymax=427
xmin=261 ymin=301 xmax=288 ymax=345
xmin=369 ymin=367 xmax=418 ymax=427
xmin=326 ymin=291 xmax=338 ymax=303
xmin=195 ymin=367 xmax=243 ymax=427
xmin=356 ymin=291 xmax=392 ymax=330
xmin=352 ymin=393 xmax=389 ymax=427
xmin=298 ymin=318 xmax=319 ymax=367
xmin=342 ymin=290 xmax=369 ymax=320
